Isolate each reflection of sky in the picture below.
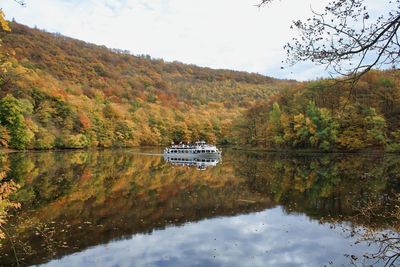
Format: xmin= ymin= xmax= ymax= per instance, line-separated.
xmin=39 ymin=207 xmax=375 ymax=267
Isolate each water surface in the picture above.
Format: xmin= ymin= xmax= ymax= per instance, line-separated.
xmin=0 ymin=148 xmax=399 ymax=266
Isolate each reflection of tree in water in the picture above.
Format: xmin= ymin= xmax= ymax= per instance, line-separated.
xmin=0 ymin=150 xmax=274 ymax=266
xmin=233 ymin=151 xmax=400 ymax=266
xmin=0 ymin=153 xmax=20 ymax=265
xmin=1 ymin=150 xmax=400 ymax=266
xmin=332 ymin=194 xmax=400 ymax=266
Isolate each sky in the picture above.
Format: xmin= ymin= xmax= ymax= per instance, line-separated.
xmin=0 ymin=0 xmax=386 ymax=80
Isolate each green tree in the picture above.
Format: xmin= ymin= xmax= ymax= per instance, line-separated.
xmin=305 ymin=101 xmax=338 ymax=150
xmin=289 ymin=101 xmax=338 ymax=150
xmin=59 ymin=134 xmax=89 ymax=149
xmin=266 ymin=102 xmax=285 ymax=146
xmin=364 ymin=108 xmax=387 ymax=147
xmin=0 ymin=95 xmax=32 ymax=149
xmin=34 ymin=127 xmax=55 ymax=149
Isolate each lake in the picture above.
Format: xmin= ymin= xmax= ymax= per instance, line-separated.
xmin=0 ymin=148 xmax=399 ymax=267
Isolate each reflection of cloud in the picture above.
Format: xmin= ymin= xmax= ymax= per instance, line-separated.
xmin=40 ymin=207 xmax=377 ymax=267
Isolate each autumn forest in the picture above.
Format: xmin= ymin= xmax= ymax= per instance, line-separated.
xmin=0 ymin=22 xmax=399 ymax=151
xmin=1 ymin=1 xmax=400 ymax=265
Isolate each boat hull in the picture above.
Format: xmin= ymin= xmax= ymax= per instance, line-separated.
xmin=164 ymin=152 xmax=221 ymax=159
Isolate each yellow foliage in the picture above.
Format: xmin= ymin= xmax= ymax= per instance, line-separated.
xmin=0 ymin=10 xmax=10 ymax=32
xmin=293 ymin=114 xmax=304 ymax=130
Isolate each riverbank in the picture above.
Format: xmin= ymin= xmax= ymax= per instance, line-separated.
xmin=0 ymin=148 xmax=20 ymax=154
xmin=2 ymin=145 xmax=400 ymax=155
xmin=231 ymin=146 xmax=400 ymax=154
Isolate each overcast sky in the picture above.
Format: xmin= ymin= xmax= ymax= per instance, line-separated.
xmin=0 ymin=0 xmax=385 ymax=80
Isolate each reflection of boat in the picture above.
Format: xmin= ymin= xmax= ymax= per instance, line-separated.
xmin=164 ymin=156 xmax=221 ymax=170
xmin=163 ymin=141 xmax=222 ymax=169
xmin=163 ymin=141 xmax=221 ymax=158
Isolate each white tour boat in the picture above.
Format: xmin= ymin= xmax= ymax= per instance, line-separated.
xmin=163 ymin=141 xmax=221 ymax=159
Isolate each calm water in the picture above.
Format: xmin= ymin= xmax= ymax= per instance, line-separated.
xmin=0 ymin=148 xmax=399 ymax=267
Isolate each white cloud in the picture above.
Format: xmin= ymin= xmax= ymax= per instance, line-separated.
xmin=0 ymin=0 xmax=391 ymax=81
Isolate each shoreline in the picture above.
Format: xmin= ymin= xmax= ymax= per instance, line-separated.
xmin=1 ymin=146 xmax=399 ymax=155
xmin=230 ymin=146 xmax=399 ymax=155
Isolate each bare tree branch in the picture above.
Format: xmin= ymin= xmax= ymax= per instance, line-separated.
xmin=13 ymin=0 xmax=26 ymax=6
xmin=259 ymin=0 xmax=400 ymax=83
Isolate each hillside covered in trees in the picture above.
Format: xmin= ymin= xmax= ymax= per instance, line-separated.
xmin=236 ymin=70 xmax=400 ymax=151
xmin=0 ymin=22 xmax=292 ymax=149
xmin=0 ymin=22 xmax=399 ymax=151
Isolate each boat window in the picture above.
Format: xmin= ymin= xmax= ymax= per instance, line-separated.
xmin=206 ymin=150 xmax=210 ymax=153
xmin=201 ymin=150 xmax=205 ymax=153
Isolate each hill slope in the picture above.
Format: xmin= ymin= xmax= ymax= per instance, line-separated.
xmin=0 ymin=22 xmax=293 ymax=149
xmin=236 ymin=69 xmax=400 ymax=151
